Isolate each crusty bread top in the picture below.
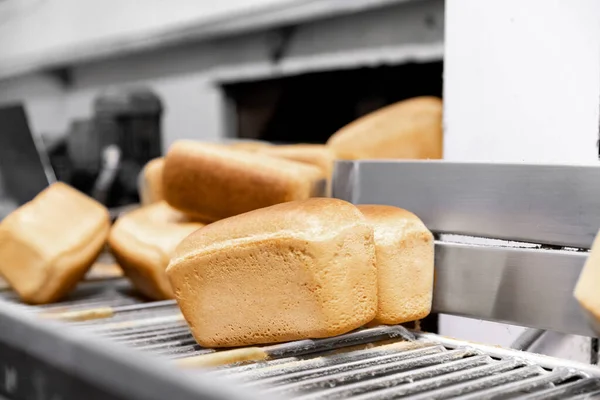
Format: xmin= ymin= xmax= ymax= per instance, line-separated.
xmin=162 ymin=141 xmax=325 ymax=220
xmin=1 ymin=182 xmax=110 ymax=258
xmin=256 ymin=144 xmax=335 ymax=177
xmin=357 ymin=205 xmax=432 ymax=245
xmin=111 ymin=201 xmax=204 ymax=255
xmin=123 ymin=201 xmax=198 ymax=225
xmin=170 ymin=198 xmax=368 ymax=265
xmin=326 ymin=96 xmax=443 ymax=160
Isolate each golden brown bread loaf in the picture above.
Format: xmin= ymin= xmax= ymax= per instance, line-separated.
xmin=574 ymin=231 xmax=600 ymax=322
xmin=109 ymin=201 xmax=204 ymax=300
xmin=0 ymin=182 xmax=110 ymax=304
xmin=167 ymin=198 xmax=377 ymax=347
xmin=256 ymin=144 xmax=336 ymax=179
xmin=227 ymin=140 xmax=272 ymax=152
xmin=358 ymin=205 xmax=434 ymax=325
xmin=326 ymin=96 xmax=443 ymax=160
xmin=163 ymin=141 xmax=325 ymax=222
xmin=256 ymin=144 xmax=336 ymax=196
xmin=139 ymin=157 xmax=165 ymax=205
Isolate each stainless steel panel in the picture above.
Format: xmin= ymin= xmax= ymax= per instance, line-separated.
xmin=0 ymin=294 xmax=263 ymax=400
xmin=332 ymin=160 xmax=600 ymax=248
xmin=433 ymin=241 xmax=593 ymax=336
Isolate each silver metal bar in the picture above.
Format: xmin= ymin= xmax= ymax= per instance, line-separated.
xmin=418 ymin=333 xmax=600 ymax=377
xmin=111 ymin=327 xmax=192 ymax=343
xmin=260 ymin=348 xmax=482 ymax=396
xmin=333 ymin=160 xmax=600 ymax=249
xmin=349 ymin=359 xmax=533 ymax=400
xmin=246 ymin=345 xmax=455 ymax=388
xmin=263 ymin=325 xmax=415 ymax=358
xmin=108 ymin=299 xmax=177 ymax=313
xmin=292 ymin=355 xmax=495 ymax=400
xmin=519 ymin=378 xmax=600 ymax=399
xmin=511 ymin=328 xmax=546 ymax=351
xmin=227 ymin=343 xmax=441 ymax=381
xmin=432 ymin=242 xmax=592 ymax=337
xmin=99 ymin=324 xmax=190 ymax=339
xmin=454 ymin=368 xmax=573 ymax=400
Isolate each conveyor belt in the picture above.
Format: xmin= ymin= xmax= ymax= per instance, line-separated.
xmin=3 ymin=280 xmax=600 ymax=399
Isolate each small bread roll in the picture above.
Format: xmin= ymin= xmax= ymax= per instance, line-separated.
xmin=139 ymin=157 xmax=165 ymax=205
xmin=0 ymin=183 xmax=110 ymax=304
xmin=167 ymin=198 xmax=377 ymax=347
xmin=358 ymin=205 xmax=434 ymax=325
xmin=163 ymin=141 xmax=325 ymax=222
xmin=327 ymin=96 xmax=443 ymax=160
xmin=109 ymin=201 xmax=204 ymax=300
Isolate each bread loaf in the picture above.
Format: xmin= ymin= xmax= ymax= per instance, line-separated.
xmin=358 ymin=205 xmax=434 ymax=325
xmin=227 ymin=140 xmax=271 ymax=152
xmin=327 ymin=96 xmax=443 ymax=160
xmin=256 ymin=144 xmax=335 ymax=179
xmin=109 ymin=201 xmax=204 ymax=300
xmin=139 ymin=157 xmax=165 ymax=205
xmin=163 ymin=141 xmax=325 ymax=221
xmin=0 ymin=183 xmax=110 ymax=304
xmin=574 ymin=231 xmax=600 ymax=323
xmin=167 ymin=198 xmax=377 ymax=347
xmin=257 ymin=144 xmax=336 ymax=196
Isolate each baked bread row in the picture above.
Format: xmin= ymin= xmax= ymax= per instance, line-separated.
xmin=0 ymin=96 xmax=441 ymax=304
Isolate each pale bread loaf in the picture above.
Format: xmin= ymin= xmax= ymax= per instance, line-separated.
xmin=256 ymin=144 xmax=335 ymax=179
xmin=109 ymin=201 xmax=204 ymax=300
xmin=0 ymin=183 xmax=110 ymax=304
xmin=167 ymin=198 xmax=377 ymax=347
xmin=227 ymin=140 xmax=272 ymax=152
xmin=575 ymin=231 xmax=600 ymax=323
xmin=358 ymin=205 xmax=434 ymax=325
xmin=163 ymin=141 xmax=325 ymax=222
xmin=139 ymin=157 xmax=165 ymax=205
xmin=256 ymin=144 xmax=336 ymax=196
xmin=327 ymin=96 xmax=443 ymax=160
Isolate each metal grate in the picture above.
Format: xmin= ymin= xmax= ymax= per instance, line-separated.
xmin=3 ymin=280 xmax=600 ymax=399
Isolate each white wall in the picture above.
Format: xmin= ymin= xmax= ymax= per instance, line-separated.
xmin=0 ymin=0 xmax=295 ymax=74
xmin=443 ymin=0 xmax=600 ymax=362
xmin=444 ymin=0 xmax=600 ymax=164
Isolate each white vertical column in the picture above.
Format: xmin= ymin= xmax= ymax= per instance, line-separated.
xmin=444 ymin=0 xmax=600 ymax=164
xmin=442 ymin=0 xmax=600 ymax=361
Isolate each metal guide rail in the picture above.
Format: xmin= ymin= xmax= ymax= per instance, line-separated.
xmin=2 ymin=280 xmax=600 ymax=400
xmin=332 ymin=161 xmax=600 ymax=337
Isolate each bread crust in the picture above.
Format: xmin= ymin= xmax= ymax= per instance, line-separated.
xmin=327 ymin=96 xmax=443 ymax=160
xmin=139 ymin=157 xmax=165 ymax=206
xmin=358 ymin=205 xmax=434 ymax=325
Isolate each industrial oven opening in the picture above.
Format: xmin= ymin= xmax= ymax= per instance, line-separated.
xmin=221 ymin=61 xmax=443 ymax=144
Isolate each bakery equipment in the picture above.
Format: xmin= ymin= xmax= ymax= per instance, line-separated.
xmin=1 ymin=160 xmax=600 ymax=400
xmin=0 ymin=104 xmax=55 ymax=217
